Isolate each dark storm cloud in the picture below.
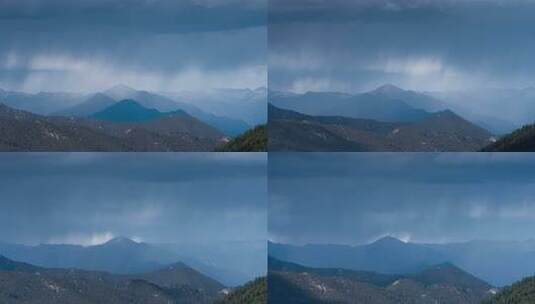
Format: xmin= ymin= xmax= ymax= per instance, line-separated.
xmin=0 ymin=0 xmax=266 ymax=33
xmin=0 ymin=153 xmax=266 ymax=246
xmin=269 ymin=153 xmax=535 ymax=245
xmin=269 ymin=0 xmax=452 ymax=24
xmin=0 ymin=0 xmax=266 ymax=92
xmin=269 ymin=0 xmax=535 ymax=92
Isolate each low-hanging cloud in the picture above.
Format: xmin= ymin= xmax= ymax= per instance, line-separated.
xmin=269 ymin=0 xmax=535 ymax=93
xmin=2 ymin=52 xmax=266 ymax=93
xmin=0 ymin=153 xmax=267 ymax=246
xmin=0 ymin=0 xmax=266 ymax=93
xmin=269 ymin=153 xmax=535 ymax=245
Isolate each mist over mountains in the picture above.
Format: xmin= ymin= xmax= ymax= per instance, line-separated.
xmin=0 ymin=237 xmax=265 ymax=288
xmin=0 ymin=152 xmax=268 ymax=302
xmin=270 ymin=236 xmax=535 ymax=287
xmin=268 ymin=237 xmax=535 ymax=303
xmin=0 ymin=235 xmax=268 ymax=303
xmin=1 ymin=84 xmax=267 ymax=131
xmin=0 ymin=85 xmax=267 ymax=151
xmin=269 ymin=84 xmax=508 ymax=151
xmin=268 ymin=152 xmax=535 ymax=302
xmin=271 ymin=84 xmax=529 ymax=134
xmin=269 ymin=0 xmax=535 ymax=152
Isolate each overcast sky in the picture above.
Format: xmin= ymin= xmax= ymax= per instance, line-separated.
xmin=0 ymin=0 xmax=266 ymax=93
xmin=0 ymin=153 xmax=266 ymax=246
xmin=269 ymin=153 xmax=535 ymax=245
xmin=269 ymin=0 xmax=535 ymax=93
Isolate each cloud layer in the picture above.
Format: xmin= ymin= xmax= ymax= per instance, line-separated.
xmin=0 ymin=0 xmax=266 ymax=92
xmin=0 ymin=153 xmax=267 ymax=246
xmin=269 ymin=153 xmax=535 ymax=245
xmin=269 ymin=0 xmax=535 ymax=93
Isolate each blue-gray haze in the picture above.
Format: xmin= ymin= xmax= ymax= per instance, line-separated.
xmin=269 ymin=0 xmax=535 ymax=93
xmin=0 ymin=0 xmax=266 ymax=93
xmin=269 ymin=153 xmax=535 ymax=245
xmin=0 ymin=153 xmax=266 ymax=246
xmin=268 ymin=1 xmax=535 ymax=128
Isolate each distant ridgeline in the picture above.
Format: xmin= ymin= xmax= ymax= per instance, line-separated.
xmin=268 ymin=85 xmax=500 ymax=152
xmin=268 ymin=237 xmax=535 ymax=303
xmin=269 ymin=256 xmax=495 ymax=304
xmin=0 ymin=85 xmax=267 ymax=152
xmin=0 ymin=237 xmax=267 ymax=304
xmin=0 ymin=254 xmax=224 ymax=303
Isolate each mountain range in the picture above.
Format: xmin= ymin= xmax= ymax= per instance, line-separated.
xmin=269 ymin=104 xmax=494 ymax=151
xmin=0 ymin=237 xmax=267 ymax=304
xmin=269 ymin=237 xmax=535 ymax=287
xmin=0 ymin=254 xmax=225 ymax=303
xmin=0 ymin=237 xmax=262 ymax=288
xmin=269 ymin=84 xmax=535 ymax=151
xmin=429 ymin=87 xmax=535 ymax=134
xmin=0 ymin=88 xmax=86 ymax=115
xmin=271 ymin=85 xmax=435 ymax=123
xmin=1 ymin=85 xmax=257 ymax=136
xmin=0 ymin=101 xmax=226 ymax=151
xmin=0 ymin=85 xmax=266 ymax=151
xmin=269 ymin=256 xmax=496 ymax=304
xmin=160 ymin=87 xmax=267 ymax=127
xmin=271 ymin=85 xmax=521 ymax=135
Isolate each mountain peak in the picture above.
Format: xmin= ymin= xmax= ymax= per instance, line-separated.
xmin=372 ymin=236 xmax=405 ymax=245
xmin=105 ymin=84 xmax=137 ymax=100
xmin=100 ymin=99 xmax=152 ymax=113
xmin=103 ymin=236 xmax=139 ymax=246
xmin=372 ymin=84 xmax=405 ymax=95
